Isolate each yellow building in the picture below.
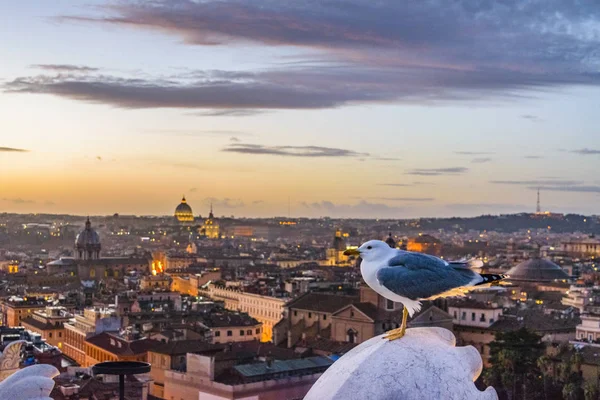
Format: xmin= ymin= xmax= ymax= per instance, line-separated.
xmin=64 ymin=307 xmax=117 ymax=366
xmin=199 ymin=204 xmax=220 ymax=239
xmin=0 ymin=297 xmax=48 ymax=327
xmin=21 ymin=306 xmax=72 ymax=349
xmin=407 ymin=234 xmax=443 ymax=256
xmin=325 ymin=229 xmax=352 ymax=266
xmin=84 ymin=332 xmax=157 ymax=367
xmin=201 ymin=284 xmax=286 ymax=342
xmin=174 ymin=196 xmax=194 ymax=224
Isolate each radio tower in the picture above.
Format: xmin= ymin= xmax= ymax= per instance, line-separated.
xmin=536 ymin=188 xmax=541 ymax=214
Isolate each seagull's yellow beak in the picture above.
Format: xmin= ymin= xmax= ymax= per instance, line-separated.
xmin=343 ymin=248 xmax=361 ymax=256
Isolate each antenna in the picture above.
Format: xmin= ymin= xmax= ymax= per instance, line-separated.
xmin=536 ymin=188 xmax=541 ymax=213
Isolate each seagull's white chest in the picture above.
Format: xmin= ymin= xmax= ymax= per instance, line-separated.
xmin=361 ymin=260 xmax=422 ymax=315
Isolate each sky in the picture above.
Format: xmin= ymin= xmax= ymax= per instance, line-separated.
xmin=1 ymin=0 xmax=600 ymax=218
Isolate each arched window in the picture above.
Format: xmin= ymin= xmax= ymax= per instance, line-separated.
xmin=347 ymin=328 xmax=358 ymax=344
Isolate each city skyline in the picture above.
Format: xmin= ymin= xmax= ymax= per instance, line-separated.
xmin=2 ymin=1 xmax=600 ymax=218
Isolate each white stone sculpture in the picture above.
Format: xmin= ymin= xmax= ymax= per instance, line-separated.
xmin=0 ymin=340 xmax=25 ymax=381
xmin=305 ymin=327 xmax=497 ymax=400
xmin=0 ymin=364 xmax=59 ymax=400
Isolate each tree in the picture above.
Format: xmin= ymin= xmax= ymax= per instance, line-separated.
xmin=483 ymin=328 xmax=546 ymax=400
xmin=584 ymin=382 xmax=598 ymax=400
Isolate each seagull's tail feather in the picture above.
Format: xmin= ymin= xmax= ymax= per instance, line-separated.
xmin=475 ymin=274 xmax=506 ymax=286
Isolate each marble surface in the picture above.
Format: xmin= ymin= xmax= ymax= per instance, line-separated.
xmin=304 ymin=327 xmax=497 ymax=400
xmin=0 ymin=364 xmax=59 ymax=400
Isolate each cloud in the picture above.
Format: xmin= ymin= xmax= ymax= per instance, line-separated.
xmin=372 ymin=197 xmax=435 ymax=202
xmin=570 ymin=148 xmax=600 ymax=155
xmin=524 ymin=155 xmax=543 ymax=159
xmin=372 ymin=156 xmax=402 ymax=161
xmin=44 ymin=200 xmax=56 ymax=206
xmin=31 ymin=64 xmax=98 ymax=72
xmin=147 ymin=129 xmax=254 ymax=137
xmin=252 ymin=200 xmax=264 ymax=205
xmin=406 ymin=167 xmax=468 ymax=176
xmin=222 ymin=143 xmax=367 ymax=157
xmin=0 ymin=147 xmax=29 ymax=152
xmin=471 ymin=157 xmax=492 ymax=163
xmin=533 ymin=185 xmax=600 ymax=193
xmin=42 ymin=0 xmax=600 ymax=113
xmin=192 ymin=109 xmax=267 ymax=117
xmin=189 ymin=188 xmax=198 ymax=193
xmin=491 ymin=179 xmax=583 ymax=186
xmin=454 ymin=151 xmax=494 ymax=155
xmin=378 ymin=183 xmax=412 ymax=187
xmin=203 ymin=197 xmax=245 ymax=209
xmin=521 ymin=114 xmax=542 ymax=122
xmin=2 ymin=198 xmax=35 ymax=204
xmin=229 ymin=136 xmax=241 ymax=142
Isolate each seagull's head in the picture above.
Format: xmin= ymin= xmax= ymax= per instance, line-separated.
xmin=344 ymin=240 xmax=395 ymax=262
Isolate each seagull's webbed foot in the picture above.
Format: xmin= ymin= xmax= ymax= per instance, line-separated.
xmin=383 ymin=327 xmax=406 ymax=341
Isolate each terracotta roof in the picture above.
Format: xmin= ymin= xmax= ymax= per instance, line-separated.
xmin=286 ymin=292 xmax=358 ymax=313
xmin=447 ymin=298 xmax=502 ymax=310
xmin=150 ymin=340 xmax=222 ymax=356
xmin=489 ymin=309 xmax=579 ymax=333
xmin=21 ymin=316 xmax=63 ymax=331
xmin=86 ymin=332 xmax=159 ymax=356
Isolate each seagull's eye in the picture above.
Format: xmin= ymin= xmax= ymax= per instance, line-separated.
xmin=367 ymin=246 xmax=372 ymax=250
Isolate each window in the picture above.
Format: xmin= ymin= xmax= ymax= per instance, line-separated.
xmin=453 ymin=311 xmax=457 ymax=319
xmin=227 ymin=330 xmax=232 ymax=337
xmin=240 ymin=330 xmax=245 ymax=336
xmin=247 ymin=330 xmax=252 ymax=335
xmin=215 ymin=331 xmax=221 ymax=337
xmin=256 ymin=328 xmax=260 ymax=334
xmin=293 ymin=310 xmax=297 ymax=316
xmin=59 ymin=332 xmax=62 ymax=338
xmin=461 ymin=312 xmax=466 ymax=320
xmin=480 ymin=313 xmax=486 ymax=322
xmin=471 ymin=312 xmax=475 ymax=321
xmin=386 ymin=299 xmax=394 ymax=310
xmin=323 ymin=314 xmax=327 ymax=321
xmin=49 ymin=332 xmax=53 ymax=338
xmin=308 ymin=312 xmax=312 ymax=318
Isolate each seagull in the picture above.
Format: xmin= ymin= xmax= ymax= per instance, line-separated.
xmin=344 ymin=240 xmax=505 ymax=341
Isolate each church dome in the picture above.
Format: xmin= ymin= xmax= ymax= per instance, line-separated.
xmin=75 ymin=217 xmax=101 ymax=259
xmin=175 ymin=196 xmax=194 ymax=223
xmin=506 ymin=258 xmax=569 ymax=282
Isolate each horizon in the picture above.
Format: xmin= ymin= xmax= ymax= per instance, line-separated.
xmin=2 ymin=1 xmax=600 ymax=218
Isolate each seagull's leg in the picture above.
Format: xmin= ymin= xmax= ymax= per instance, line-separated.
xmin=383 ymin=306 xmax=409 ymax=341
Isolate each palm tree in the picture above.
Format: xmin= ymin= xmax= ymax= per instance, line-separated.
xmin=563 ymin=382 xmax=578 ymax=400
xmin=584 ymin=381 xmax=598 ymax=400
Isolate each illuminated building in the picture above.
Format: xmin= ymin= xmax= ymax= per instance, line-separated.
xmin=200 ymin=285 xmax=286 ymax=342
xmin=199 ymin=204 xmax=220 ymax=239
xmin=63 ymin=307 xmax=119 ymax=366
xmin=325 ymin=229 xmax=351 ymax=266
xmin=174 ymin=196 xmax=195 ymax=224
xmin=0 ymin=297 xmax=48 ymax=327
xmin=21 ymin=306 xmax=72 ymax=349
xmin=407 ymin=234 xmax=442 ymax=256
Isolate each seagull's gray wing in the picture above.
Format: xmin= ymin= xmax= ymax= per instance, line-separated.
xmin=377 ymin=252 xmax=479 ymax=300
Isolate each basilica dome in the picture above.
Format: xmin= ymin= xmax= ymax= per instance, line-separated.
xmin=506 ymin=258 xmax=569 ymax=282
xmin=75 ymin=217 xmax=101 ymax=260
xmin=175 ymin=196 xmax=194 ymax=223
